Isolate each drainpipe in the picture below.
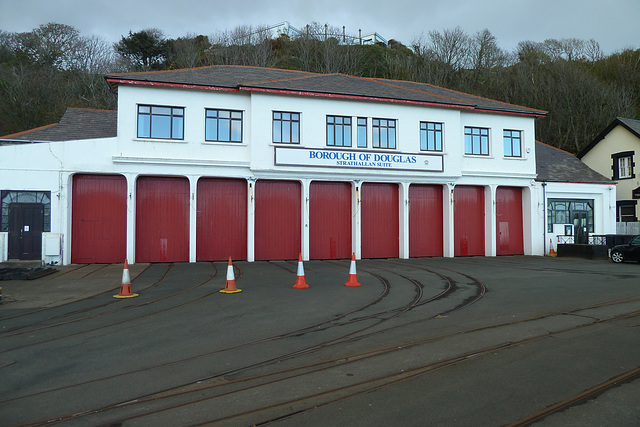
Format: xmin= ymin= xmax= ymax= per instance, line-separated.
xmin=542 ymin=181 xmax=547 ymax=255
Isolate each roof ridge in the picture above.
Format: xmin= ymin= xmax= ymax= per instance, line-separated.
xmin=106 ymin=64 xmax=317 ymax=78
xmin=376 ymin=76 xmax=547 ymax=115
xmin=1 ymin=123 xmax=58 ymax=139
xmin=66 ymin=107 xmax=117 ymax=113
xmin=362 ymin=76 xmax=472 ymax=106
xmin=536 ymin=140 xmax=575 ymax=156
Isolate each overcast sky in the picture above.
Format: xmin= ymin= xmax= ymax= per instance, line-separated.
xmin=1 ymin=0 xmax=638 ymax=55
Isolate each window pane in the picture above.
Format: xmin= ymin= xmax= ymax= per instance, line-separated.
xmin=504 ymin=138 xmax=512 ymax=156
xmin=283 ymin=121 xmax=291 ymax=143
xmin=389 ymin=128 xmax=396 ymax=148
xmin=358 ymin=125 xmax=367 ymax=148
xmin=465 ymin=134 xmax=472 ymax=154
xmin=327 ymin=123 xmax=335 ymax=146
xmin=273 ymin=120 xmax=281 ymax=143
xmin=219 ymin=118 xmax=230 ymax=141
xmin=138 ymin=114 xmax=150 ymax=138
xmin=153 ymin=106 xmax=171 ymax=116
xmin=291 ymin=121 xmax=299 ymax=143
xmin=336 ymin=124 xmax=343 ymax=146
xmin=172 ymin=116 xmax=183 ymax=139
xmin=139 ymin=106 xmax=150 ymax=114
xmin=344 ymin=128 xmax=352 ymax=147
xmin=151 ymin=115 xmax=171 ymax=138
xmin=231 ymin=120 xmax=242 ymax=142
xmin=206 ymin=118 xmax=218 ymax=141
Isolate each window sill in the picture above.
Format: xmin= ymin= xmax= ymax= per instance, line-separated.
xmin=134 ymin=138 xmax=188 ymax=144
xmin=202 ymin=141 xmax=245 ymax=146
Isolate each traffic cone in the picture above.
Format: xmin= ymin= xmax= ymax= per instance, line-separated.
xmin=114 ymin=260 xmax=139 ymax=298
xmin=548 ymin=239 xmax=556 ymax=256
xmin=292 ymin=253 xmax=309 ymax=289
xmin=220 ymin=257 xmax=242 ymax=293
xmin=344 ymin=252 xmax=362 ymax=287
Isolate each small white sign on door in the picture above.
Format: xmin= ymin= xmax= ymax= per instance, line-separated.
xmin=24 ymin=225 xmax=30 ymax=232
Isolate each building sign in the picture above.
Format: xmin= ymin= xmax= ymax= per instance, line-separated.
xmin=633 ymin=186 xmax=640 ymax=199
xmin=274 ymin=147 xmax=444 ymax=172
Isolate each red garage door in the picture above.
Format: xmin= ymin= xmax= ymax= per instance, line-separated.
xmin=136 ymin=176 xmax=189 ymax=263
xmin=361 ymin=183 xmax=399 ymax=259
xmin=496 ymin=187 xmax=524 ymax=255
xmin=197 ymin=178 xmax=247 ymax=261
xmin=409 ymin=184 xmax=443 ymax=257
xmin=72 ymin=174 xmax=127 ymax=264
xmin=454 ymin=185 xmax=485 ymax=256
xmin=310 ymin=181 xmax=352 ymax=259
xmin=255 ymin=180 xmax=301 ymax=260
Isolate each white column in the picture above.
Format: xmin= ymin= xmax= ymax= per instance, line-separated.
xmin=353 ymin=180 xmax=362 ymax=259
xmin=61 ymin=172 xmax=73 ymax=265
xmin=125 ymin=173 xmax=137 ymax=264
xmin=246 ymin=178 xmax=256 ymax=262
xmin=399 ymin=182 xmax=410 ymax=259
xmin=444 ymin=183 xmax=455 ymax=257
xmin=188 ymin=176 xmax=198 ymax=263
xmin=486 ymin=185 xmax=497 ymax=256
xmin=302 ymin=179 xmax=311 ymax=261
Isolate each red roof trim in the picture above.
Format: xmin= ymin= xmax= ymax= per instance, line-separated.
xmin=475 ymin=108 xmax=547 ymax=118
xmin=106 ymin=77 xmax=545 ymax=117
xmin=105 ymin=78 xmax=239 ymax=92
xmin=1 ymin=123 xmax=57 ymax=139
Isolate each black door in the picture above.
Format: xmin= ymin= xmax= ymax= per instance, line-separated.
xmin=8 ymin=203 xmax=44 ymax=260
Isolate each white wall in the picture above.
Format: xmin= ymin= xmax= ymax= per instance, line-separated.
xmin=532 ymin=181 xmax=617 ymax=254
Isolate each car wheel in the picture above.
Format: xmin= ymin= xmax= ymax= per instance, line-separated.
xmin=611 ymin=250 xmax=624 ymax=263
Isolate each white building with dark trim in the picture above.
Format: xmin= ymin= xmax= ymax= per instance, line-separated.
xmin=0 ymin=66 xmax=615 ymax=265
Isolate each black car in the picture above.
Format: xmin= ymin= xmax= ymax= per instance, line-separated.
xmin=611 ymin=235 xmax=640 ymax=263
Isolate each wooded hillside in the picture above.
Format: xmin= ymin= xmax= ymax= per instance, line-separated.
xmin=1 ymin=22 xmax=638 ymax=154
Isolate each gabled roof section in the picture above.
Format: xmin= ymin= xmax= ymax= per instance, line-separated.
xmin=1 ymin=108 xmax=117 ymax=143
xmin=105 ymin=65 xmax=547 ymax=117
xmin=577 ymin=117 xmax=640 ymax=158
xmin=536 ymin=141 xmax=611 ymax=183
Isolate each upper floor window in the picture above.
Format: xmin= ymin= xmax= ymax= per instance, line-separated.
xmin=357 ymin=117 xmax=367 ymax=148
xmin=137 ymin=105 xmax=184 ymax=140
xmin=273 ymin=111 xmax=300 ymax=144
xmin=327 ymin=116 xmax=352 ymax=147
xmin=206 ymin=109 xmax=242 ymax=142
xmin=503 ymin=129 xmax=522 ymax=157
xmin=611 ymin=151 xmax=635 ymax=180
xmin=420 ymin=122 xmax=443 ymax=151
xmin=464 ymin=126 xmax=489 ymax=156
xmin=372 ymin=118 xmax=396 ymax=149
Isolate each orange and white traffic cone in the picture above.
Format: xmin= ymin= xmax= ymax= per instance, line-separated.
xmin=292 ymin=253 xmax=309 ymax=289
xmin=548 ymin=238 xmax=556 ymax=256
xmin=114 ymin=260 xmax=139 ymax=298
xmin=344 ymin=252 xmax=362 ymax=287
xmin=220 ymin=257 xmax=242 ymax=293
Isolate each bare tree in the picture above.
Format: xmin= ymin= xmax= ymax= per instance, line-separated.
xmin=470 ymin=29 xmax=509 ymax=70
xmin=427 ymin=26 xmax=471 ymax=70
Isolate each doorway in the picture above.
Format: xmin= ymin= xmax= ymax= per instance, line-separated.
xmin=8 ymin=203 xmax=44 ymax=260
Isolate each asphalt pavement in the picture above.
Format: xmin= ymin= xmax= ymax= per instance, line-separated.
xmin=0 ymin=256 xmax=638 ymax=426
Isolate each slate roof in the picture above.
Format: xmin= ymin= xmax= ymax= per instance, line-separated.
xmin=536 ymin=141 xmax=611 ymax=183
xmin=1 ymin=109 xmax=117 ymax=143
xmin=577 ymin=117 xmax=640 ymax=158
xmin=105 ymin=65 xmax=547 ymax=117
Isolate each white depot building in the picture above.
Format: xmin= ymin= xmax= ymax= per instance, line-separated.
xmin=0 ymin=66 xmax=615 ymax=265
